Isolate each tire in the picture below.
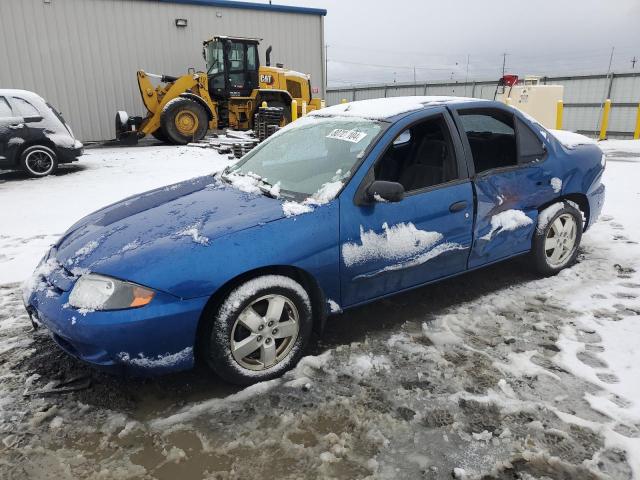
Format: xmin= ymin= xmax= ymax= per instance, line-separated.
xmin=160 ymin=98 xmax=209 ymax=145
xmin=532 ymin=201 xmax=583 ymax=275
xmin=20 ymin=145 xmax=58 ymax=178
xmin=150 ymin=129 xmax=169 ymax=143
xmin=269 ymin=100 xmax=292 ymax=126
xmin=201 ymin=275 xmax=313 ymax=385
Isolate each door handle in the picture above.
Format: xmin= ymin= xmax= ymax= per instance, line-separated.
xmin=449 ymin=201 xmax=468 ymax=213
xmin=9 ymin=123 xmax=24 ymax=129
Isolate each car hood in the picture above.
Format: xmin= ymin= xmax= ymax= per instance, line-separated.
xmin=52 ymin=175 xmax=286 ymax=293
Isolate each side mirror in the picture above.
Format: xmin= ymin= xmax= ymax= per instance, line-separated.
xmin=366 ymin=180 xmax=404 ymax=203
xmin=23 ymin=115 xmax=43 ymax=123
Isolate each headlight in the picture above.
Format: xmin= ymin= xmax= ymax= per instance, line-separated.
xmin=69 ymin=273 xmax=155 ymax=311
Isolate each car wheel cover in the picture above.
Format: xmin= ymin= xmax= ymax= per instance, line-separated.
xmin=26 ymin=149 xmax=54 ymax=174
xmin=230 ymin=294 xmax=300 ymax=371
xmin=544 ymin=213 xmax=577 ymax=267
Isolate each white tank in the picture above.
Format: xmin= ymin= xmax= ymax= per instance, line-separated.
xmin=498 ymin=76 xmax=564 ymax=129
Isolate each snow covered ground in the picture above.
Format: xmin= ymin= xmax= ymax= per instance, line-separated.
xmin=0 ymin=140 xmax=639 ymax=479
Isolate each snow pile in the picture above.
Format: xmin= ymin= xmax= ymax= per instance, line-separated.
xmin=550 ymin=177 xmax=563 ymax=193
xmin=21 ymin=258 xmax=58 ymax=304
xmin=327 ymin=299 xmax=341 ymax=313
xmin=342 ymin=222 xmax=443 ymax=267
xmin=117 ymin=347 xmax=193 ymax=369
xmin=67 ymin=239 xmax=99 ymax=265
xmin=315 ymin=96 xmax=479 ymax=120
xmin=177 ymin=223 xmax=209 ymax=246
xmin=537 ymin=202 xmax=565 ymax=233
xmin=481 ymin=209 xmax=533 ymax=240
xmin=549 ymin=129 xmax=598 ymax=149
xmin=223 ymin=171 xmax=262 ymax=194
xmin=282 ymin=201 xmax=313 ymax=217
xmin=282 ymin=180 xmax=344 ymax=217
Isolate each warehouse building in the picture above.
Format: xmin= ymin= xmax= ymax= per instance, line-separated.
xmin=0 ymin=0 xmax=327 ymax=141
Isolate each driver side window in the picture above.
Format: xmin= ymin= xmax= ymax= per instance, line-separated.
xmin=374 ymin=114 xmax=458 ymax=193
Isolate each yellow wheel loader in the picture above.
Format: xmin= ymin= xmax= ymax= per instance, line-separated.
xmin=116 ymin=36 xmax=323 ymax=145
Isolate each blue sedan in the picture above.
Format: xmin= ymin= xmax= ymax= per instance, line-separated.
xmin=23 ymin=97 xmax=605 ymax=385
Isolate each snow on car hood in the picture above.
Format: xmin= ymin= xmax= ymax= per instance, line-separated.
xmin=52 ymin=175 xmax=286 ymax=292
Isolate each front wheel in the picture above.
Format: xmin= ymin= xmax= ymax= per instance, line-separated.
xmin=20 ymin=145 xmax=58 ymax=178
xmin=201 ymin=275 xmax=313 ymax=385
xmin=160 ymin=98 xmax=209 ymax=145
xmin=532 ymin=201 xmax=583 ymax=275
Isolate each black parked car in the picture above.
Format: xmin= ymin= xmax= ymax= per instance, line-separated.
xmin=0 ymin=89 xmax=83 ymax=177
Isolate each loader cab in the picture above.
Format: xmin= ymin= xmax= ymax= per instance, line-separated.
xmin=204 ymin=37 xmax=260 ymax=99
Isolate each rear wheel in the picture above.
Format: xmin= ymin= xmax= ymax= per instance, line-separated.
xmin=268 ymin=100 xmax=291 ymax=126
xmin=160 ymin=98 xmax=208 ymax=145
xmin=20 ymin=145 xmax=58 ymax=178
xmin=201 ymin=275 xmax=313 ymax=385
xmin=150 ymin=129 xmax=169 ymax=143
xmin=532 ymin=202 xmax=583 ymax=275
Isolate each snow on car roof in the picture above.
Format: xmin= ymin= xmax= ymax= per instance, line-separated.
xmin=311 ymin=96 xmax=483 ymax=121
xmin=0 ymin=89 xmax=44 ymax=102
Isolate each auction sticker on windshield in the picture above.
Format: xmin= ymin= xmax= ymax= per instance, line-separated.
xmin=326 ymin=129 xmax=368 ymax=143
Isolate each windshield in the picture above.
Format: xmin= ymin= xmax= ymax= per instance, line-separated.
xmin=224 ymin=116 xmax=384 ymax=198
xmin=205 ymin=40 xmax=225 ymax=75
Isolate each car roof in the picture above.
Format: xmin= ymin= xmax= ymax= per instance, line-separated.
xmin=310 ymin=96 xmax=491 ymax=122
xmin=0 ymin=89 xmax=44 ymax=103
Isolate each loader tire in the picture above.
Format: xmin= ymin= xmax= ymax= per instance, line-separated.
xmin=270 ymin=100 xmax=291 ymax=126
xmin=160 ymin=98 xmax=208 ymax=145
xmin=151 ymin=129 xmax=169 ymax=143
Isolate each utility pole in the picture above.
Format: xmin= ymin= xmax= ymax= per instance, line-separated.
xmin=465 ymin=54 xmax=470 ymax=96
xmin=632 ymin=56 xmax=638 ymax=69
xmin=597 ymin=46 xmax=615 ymax=132
xmin=413 ymin=67 xmax=417 ymax=95
xmin=501 ymin=52 xmax=508 ymax=77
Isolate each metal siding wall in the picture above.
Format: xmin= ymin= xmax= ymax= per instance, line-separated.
xmin=0 ymin=0 xmax=324 ymax=141
xmin=355 ymin=88 xmax=385 ymax=100
xmin=327 ymin=74 xmax=640 ymax=137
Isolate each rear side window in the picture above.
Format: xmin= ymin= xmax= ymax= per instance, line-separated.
xmin=0 ymin=97 xmax=12 ymax=117
xmin=516 ymin=116 xmax=546 ymax=163
xmin=11 ymin=97 xmax=40 ymax=118
xmin=458 ymin=109 xmax=517 ymax=174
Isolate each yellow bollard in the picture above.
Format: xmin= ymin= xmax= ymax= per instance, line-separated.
xmin=261 ymin=101 xmax=268 ymax=108
xmin=556 ymin=100 xmax=564 ymax=130
xmin=341 ymin=98 xmax=347 ymax=104
xmin=302 ymin=101 xmax=307 ymax=116
xmin=599 ymin=99 xmax=611 ymax=141
xmin=320 ymin=100 xmax=326 ymax=109
xmin=634 ymin=103 xmax=640 ymax=140
xmin=505 ymin=97 xmax=513 ymax=106
xmin=291 ymin=99 xmax=298 ymax=121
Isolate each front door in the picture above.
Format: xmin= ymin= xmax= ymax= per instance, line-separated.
xmin=339 ymin=109 xmax=474 ymax=307
xmin=450 ymin=105 xmax=552 ymax=268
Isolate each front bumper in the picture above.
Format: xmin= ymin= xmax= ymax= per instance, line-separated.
xmin=25 ymin=269 xmax=208 ymax=375
xmin=57 ymin=140 xmax=84 ymax=163
xmin=586 ymin=182 xmax=605 ymax=230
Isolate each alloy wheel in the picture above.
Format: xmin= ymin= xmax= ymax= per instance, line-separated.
xmin=230 ymin=294 xmax=300 ymax=371
xmin=544 ymin=213 xmax=577 ymax=267
xmin=25 ymin=149 xmax=54 ymax=175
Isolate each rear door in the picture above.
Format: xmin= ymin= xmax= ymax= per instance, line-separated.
xmin=339 ymin=108 xmax=474 ymax=307
xmin=0 ymin=95 xmax=28 ymax=166
xmin=449 ymin=105 xmax=551 ymax=268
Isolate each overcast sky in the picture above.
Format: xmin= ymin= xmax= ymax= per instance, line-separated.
xmin=265 ymin=0 xmax=640 ymax=86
